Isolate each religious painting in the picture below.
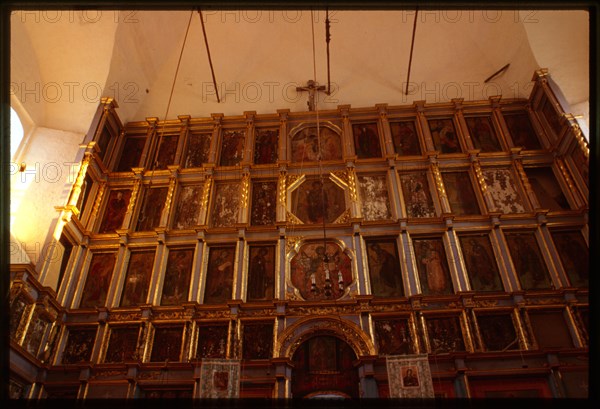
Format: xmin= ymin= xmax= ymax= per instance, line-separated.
xmin=290 ymin=126 xmax=342 ymax=162
xmin=104 ymin=326 xmax=139 ymax=363
xmin=290 ymin=177 xmax=346 ymax=224
xmin=482 ymin=168 xmax=527 ymax=213
xmin=386 ymin=355 xmax=435 ymax=398
xmin=23 ymin=312 xmax=48 ymax=357
xmin=441 ymin=171 xmax=481 ymax=215
xmin=153 ymin=134 xmax=179 ymax=170
xmin=150 ymin=326 xmax=183 ymax=362
xmin=247 ymin=245 xmax=275 ymax=302
xmin=524 ymin=166 xmax=570 ymax=211
xmin=161 ymin=248 xmax=194 ymax=306
xmin=196 ymin=324 xmax=228 ymax=359
xmin=540 ymin=97 xmax=563 ymax=137
xmin=465 ymin=116 xmax=502 ymax=152
xmin=242 ymin=322 xmax=273 ymax=359
xmin=99 ymin=189 xmax=132 ymax=233
xmin=10 ymin=296 xmax=27 ymax=340
xmin=308 ymin=336 xmax=337 ymax=372
xmin=135 ymin=186 xmax=168 ymax=231
xmin=358 ymin=174 xmax=392 ymax=221
xmin=503 ymin=112 xmax=542 ymax=150
xmin=184 ymin=131 xmax=212 ymax=168
xmin=374 ymin=318 xmax=414 ymax=355
xmin=61 ymin=327 xmax=97 ymax=364
xmin=204 ymin=246 xmax=235 ymax=304
xmin=390 ymin=120 xmax=421 ymax=156
xmin=120 ymin=250 xmax=155 ymax=307
xmin=250 ymin=181 xmax=277 ymax=226
xmin=401 ymin=366 xmax=420 ymax=387
xmin=172 ymin=184 xmax=203 ymax=230
xmin=570 ymin=141 xmax=589 ymax=186
xmin=413 ymin=238 xmax=453 ymax=296
xmin=198 ymin=359 xmax=240 ymax=398
xmin=527 ymin=310 xmax=574 ymax=349
xmin=116 ymin=136 xmax=146 ymax=172
xmin=399 ymin=172 xmax=436 ymax=218
xmin=428 ymin=118 xmax=461 ymax=153
xmin=79 ymin=252 xmax=116 ymax=308
xmin=504 ymin=232 xmax=552 ymax=290
xmin=352 ymin=122 xmax=382 ymax=159
xmin=458 ymin=235 xmax=503 ymax=292
xmin=76 ymin=173 xmax=93 ymax=215
xmin=210 ymin=182 xmax=241 ymax=227
xmin=476 ymin=313 xmax=519 ymax=351
xmin=290 ymin=241 xmax=352 ymax=301
xmin=253 ymin=128 xmax=279 ymax=164
xmin=551 ymin=230 xmax=588 ymax=288
xmin=219 ymin=129 xmax=246 ymax=167
xmin=365 ymin=239 xmax=404 ymax=298
xmin=425 ymin=316 xmax=465 ymax=354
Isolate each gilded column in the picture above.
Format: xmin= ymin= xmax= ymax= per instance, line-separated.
xmin=471 ymin=155 xmax=496 ymax=212
xmin=239 ymin=171 xmax=250 ymax=224
xmin=243 ymin=111 xmax=256 ymax=164
xmin=376 ymin=103 xmax=394 ymax=157
xmin=431 ymin=160 xmax=451 ymax=214
xmin=199 ymin=173 xmax=213 ymax=226
xmin=87 ymin=181 xmax=106 ymax=232
xmin=277 ymin=168 xmax=287 ymax=223
xmin=66 ymin=153 xmax=92 ymax=216
xmin=277 ymin=109 xmax=289 ymax=162
xmin=346 ymin=165 xmax=360 ymax=218
xmin=556 ymin=156 xmax=584 ymax=209
xmin=121 ymin=169 xmax=143 ymax=231
xmin=338 ymin=105 xmax=354 ymax=158
xmin=159 ymin=166 xmax=178 ymax=227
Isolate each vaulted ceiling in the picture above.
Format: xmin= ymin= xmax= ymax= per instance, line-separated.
xmin=11 ymin=9 xmax=589 ymax=135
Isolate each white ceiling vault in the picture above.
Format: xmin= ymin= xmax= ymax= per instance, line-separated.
xmin=11 ymin=9 xmax=589 ymax=135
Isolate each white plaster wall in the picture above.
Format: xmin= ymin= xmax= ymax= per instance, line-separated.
xmin=10 ymin=126 xmax=83 ymax=269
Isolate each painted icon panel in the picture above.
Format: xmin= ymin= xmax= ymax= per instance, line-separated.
xmin=413 ymin=238 xmax=453 ymax=295
xmin=442 ymin=172 xmax=481 ymax=215
xmin=551 ymin=231 xmax=588 ymax=288
xmin=80 ymin=252 xmax=116 ymax=308
xmin=247 ymin=245 xmax=276 ymax=302
xmin=120 ymin=250 xmax=155 ymax=307
xmin=365 ymin=239 xmax=404 ymax=298
xmin=290 ymin=177 xmax=346 ymax=224
xmin=291 ymin=126 xmax=342 ymax=162
xmin=99 ymin=189 xmax=132 ymax=233
xmin=211 ymin=182 xmax=241 ymax=227
xmin=399 ymin=172 xmax=436 ymax=218
xmin=504 ymin=232 xmax=552 ymax=290
xmin=173 ymin=184 xmax=203 ymax=229
xmin=290 ymin=241 xmax=352 ymax=301
xmin=153 ymin=134 xmax=179 ymax=170
xmin=504 ymin=112 xmax=542 ymax=150
xmin=250 ymin=181 xmax=277 ymax=226
xmin=428 ymin=118 xmax=461 ymax=153
xmin=184 ymin=132 xmax=211 ymax=168
xmin=204 ymin=246 xmax=235 ymax=304
xmin=476 ymin=313 xmax=519 ymax=351
xmin=62 ymin=327 xmax=97 ymax=364
xmin=242 ymin=322 xmax=273 ymax=359
xmin=161 ymin=248 xmax=194 ymax=306
xmin=390 ymin=120 xmax=421 ymax=156
xmin=482 ymin=168 xmax=526 ymax=213
xmin=116 ymin=136 xmax=146 ymax=172
xmin=525 ymin=167 xmax=570 ymax=211
xmin=219 ymin=129 xmax=246 ymax=167
xmin=150 ymin=327 xmax=183 ymax=362
xmin=135 ymin=187 xmax=168 ymax=232
xmin=105 ymin=326 xmax=139 ymax=363
xmin=358 ymin=174 xmax=392 ymax=221
xmin=425 ymin=316 xmax=465 ymax=354
xmin=254 ymin=128 xmax=279 ymax=164
xmin=374 ymin=318 xmax=414 ymax=355
xmin=352 ymin=123 xmax=382 ymax=158
xmin=459 ymin=235 xmax=503 ymax=292
xmin=196 ymin=324 xmax=228 ymax=359
xmin=465 ymin=116 xmax=502 ymax=152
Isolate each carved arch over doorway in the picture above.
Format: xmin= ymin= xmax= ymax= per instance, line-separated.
xmin=275 ymin=315 xmax=376 ymax=359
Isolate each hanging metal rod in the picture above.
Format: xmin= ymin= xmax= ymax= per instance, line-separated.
xmin=325 ymin=8 xmax=332 ymax=95
xmin=198 ymin=9 xmax=221 ymax=103
xmin=484 ymin=63 xmax=510 ymax=83
xmin=404 ymin=8 xmax=419 ymax=95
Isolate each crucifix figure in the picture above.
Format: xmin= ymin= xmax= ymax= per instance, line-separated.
xmin=296 ymin=80 xmax=327 ymax=111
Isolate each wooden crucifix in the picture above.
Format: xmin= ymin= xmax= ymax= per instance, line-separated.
xmin=296 ymin=80 xmax=327 ymax=111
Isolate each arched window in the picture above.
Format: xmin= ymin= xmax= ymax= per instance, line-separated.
xmin=10 ymin=107 xmax=24 ymax=160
